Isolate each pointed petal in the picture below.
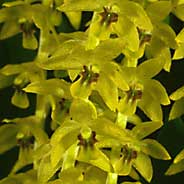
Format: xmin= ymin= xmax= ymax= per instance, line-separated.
xmin=70 ymin=77 xmax=93 ymax=99
xmin=133 ymin=152 xmax=153 ymax=182
xmin=174 ymin=148 xmax=184 ymax=164
xmin=0 ymin=124 xmax=18 ymax=154
xmin=65 ymin=12 xmax=82 ymax=30
xmin=141 ymin=139 xmax=171 ymax=160
xmin=96 ymin=73 xmax=118 ymax=112
xmin=132 ymin=121 xmax=163 ymax=140
xmin=143 ymin=79 xmax=170 ymax=105
xmin=138 ymin=92 xmax=163 ymax=121
xmin=23 ymin=79 xmax=71 ymax=98
xmin=117 ymin=1 xmax=153 ymax=31
xmin=170 ymin=86 xmax=184 ymax=101
xmin=137 ymin=58 xmax=164 ymax=79
xmin=165 ymin=159 xmax=184 ymax=175
xmin=169 ymin=97 xmax=184 ymax=120
xmin=77 ymin=146 xmax=112 ymax=172
xmin=146 ymin=1 xmax=172 ymax=21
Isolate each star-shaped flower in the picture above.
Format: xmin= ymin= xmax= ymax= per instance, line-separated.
xmin=118 ymin=57 xmax=170 ymax=121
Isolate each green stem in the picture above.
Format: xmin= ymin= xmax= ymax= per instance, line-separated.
xmin=106 ymin=172 xmax=118 ymax=184
xmin=106 ymin=113 xmax=128 ymax=184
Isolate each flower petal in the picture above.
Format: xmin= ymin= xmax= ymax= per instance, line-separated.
xmin=143 ymin=79 xmax=170 ymax=105
xmin=165 ymin=159 xmax=184 ymax=175
xmin=141 ymin=139 xmax=171 ymax=160
xmin=133 ymin=152 xmax=153 ymax=182
xmin=170 ymin=85 xmax=184 ymax=101
xmin=169 ymin=97 xmax=184 ymax=120
xmin=137 ymin=58 xmax=164 ymax=79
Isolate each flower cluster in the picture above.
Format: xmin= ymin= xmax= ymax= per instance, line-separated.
xmin=0 ymin=0 xmax=184 ymax=184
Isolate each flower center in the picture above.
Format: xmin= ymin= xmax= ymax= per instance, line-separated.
xmin=17 ymin=134 xmax=34 ymax=149
xmin=81 ymin=65 xmax=99 ymax=85
xmin=77 ymin=131 xmax=98 ymax=148
xmin=120 ymin=145 xmax=138 ymax=163
xmin=126 ymin=83 xmax=143 ymax=103
xmin=99 ymin=7 xmax=118 ymax=26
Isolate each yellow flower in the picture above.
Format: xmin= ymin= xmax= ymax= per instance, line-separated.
xmin=118 ymin=57 xmax=170 ymax=121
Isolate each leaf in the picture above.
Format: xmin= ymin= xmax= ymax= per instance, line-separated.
xmin=137 ymin=58 xmax=164 ymax=79
xmin=0 ymin=124 xmax=18 ymax=154
xmin=133 ymin=152 xmax=153 ymax=182
xmin=11 ymin=90 xmax=29 ymax=109
xmin=169 ymin=97 xmax=184 ymax=120
xmin=141 ymin=139 xmax=171 ymax=160
xmin=23 ymin=79 xmax=71 ymax=98
xmin=143 ymin=79 xmax=170 ymax=105
xmin=70 ymin=99 xmax=97 ymax=123
xmin=131 ymin=121 xmax=163 ymax=140
xmin=174 ymin=148 xmax=184 ymax=164
xmin=165 ymin=159 xmax=184 ymax=175
xmin=170 ymin=86 xmax=184 ymax=101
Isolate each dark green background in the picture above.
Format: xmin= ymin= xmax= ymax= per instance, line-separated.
xmin=0 ymin=1 xmax=184 ymax=183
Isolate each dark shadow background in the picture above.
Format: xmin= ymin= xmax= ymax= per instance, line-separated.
xmin=0 ymin=1 xmax=184 ymax=183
